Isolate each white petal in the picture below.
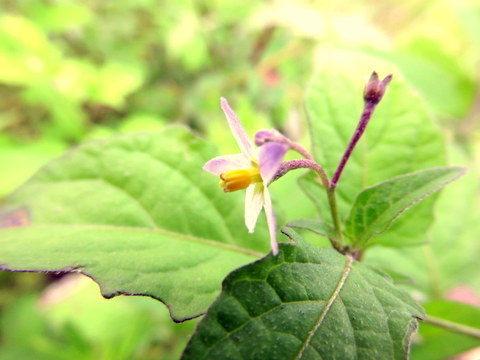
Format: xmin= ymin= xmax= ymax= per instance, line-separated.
xmin=244 ymin=183 xmax=264 ymax=233
xmin=203 ymin=154 xmax=252 ymax=176
xmin=262 ymin=187 xmax=278 ymax=255
xmin=220 ymin=97 xmax=256 ymax=160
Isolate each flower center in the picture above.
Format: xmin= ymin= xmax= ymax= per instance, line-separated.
xmin=219 ymin=168 xmax=262 ymax=192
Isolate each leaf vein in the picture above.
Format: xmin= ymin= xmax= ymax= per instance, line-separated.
xmin=6 ymin=223 xmax=263 ymax=258
xmin=98 ymin=177 xmax=159 ymax=228
xmin=137 ymin=149 xmax=238 ymax=244
xmin=294 ymin=254 xmax=354 ymax=359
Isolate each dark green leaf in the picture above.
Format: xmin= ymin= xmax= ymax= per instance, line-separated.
xmin=183 ymin=238 xmax=424 ymax=360
xmin=345 ymin=166 xmax=466 ymax=248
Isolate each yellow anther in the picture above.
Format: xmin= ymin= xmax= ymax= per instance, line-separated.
xmin=219 ymin=168 xmax=262 ymax=192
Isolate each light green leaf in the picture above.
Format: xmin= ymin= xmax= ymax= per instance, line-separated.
xmin=412 ymin=300 xmax=480 ymax=360
xmin=302 ymin=57 xmax=446 ymax=246
xmin=363 ymin=144 xmax=480 ymax=298
xmin=345 ymin=166 xmax=466 ymax=248
xmin=0 ymin=127 xmax=269 ymax=321
xmin=183 ymin=238 xmax=424 ymax=360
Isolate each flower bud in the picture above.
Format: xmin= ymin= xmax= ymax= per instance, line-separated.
xmin=363 ymin=72 xmax=393 ymax=104
xmin=254 ymin=129 xmax=278 ymax=146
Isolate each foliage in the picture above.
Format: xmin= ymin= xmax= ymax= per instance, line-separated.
xmin=0 ymin=0 xmax=479 ymax=359
xmin=184 ymin=237 xmax=424 ymax=360
xmin=0 ymin=127 xmax=267 ymax=321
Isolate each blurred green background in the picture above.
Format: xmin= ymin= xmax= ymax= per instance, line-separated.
xmin=0 ymin=0 xmax=479 ymax=359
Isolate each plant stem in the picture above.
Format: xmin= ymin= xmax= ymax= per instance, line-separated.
xmin=330 ymin=101 xmax=377 ymax=189
xmin=326 ymin=187 xmax=343 ymax=251
xmin=324 ymin=73 xmax=392 ymax=253
xmin=272 ymin=160 xmax=345 ymax=252
xmin=330 ymin=72 xmax=392 ymax=189
xmin=326 ymin=99 xmax=378 ymax=249
xmin=423 ymin=315 xmax=480 ymax=340
xmin=283 ymin=138 xmax=315 ymax=161
xmin=327 ymin=98 xmax=378 ymax=242
xmin=271 ymin=73 xmax=393 ymax=253
xmin=273 ymin=159 xmax=329 ymax=188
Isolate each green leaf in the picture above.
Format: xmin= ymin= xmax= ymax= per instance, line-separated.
xmin=302 ymin=55 xmax=446 ymax=246
xmin=412 ymin=300 xmax=480 ymax=360
xmin=345 ymin=166 xmax=466 ymax=248
xmin=0 ymin=127 xmax=269 ymax=321
xmin=363 ymin=145 xmax=480 ymax=298
xmin=285 ymin=218 xmax=335 ymax=238
xmin=183 ymin=238 xmax=424 ymax=360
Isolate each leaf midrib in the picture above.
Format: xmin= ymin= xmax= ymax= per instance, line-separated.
xmin=41 ymin=146 xmax=239 ymax=245
xmin=0 ymin=223 xmax=264 ymax=258
xmin=355 ymin=168 xmax=464 ymax=244
xmin=294 ymin=254 xmax=354 ymax=360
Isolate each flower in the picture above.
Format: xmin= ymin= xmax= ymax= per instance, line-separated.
xmin=203 ymin=97 xmax=289 ymax=255
xmin=254 ymin=129 xmax=281 ymax=146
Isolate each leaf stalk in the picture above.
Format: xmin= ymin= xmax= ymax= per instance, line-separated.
xmin=423 ymin=315 xmax=480 ymax=340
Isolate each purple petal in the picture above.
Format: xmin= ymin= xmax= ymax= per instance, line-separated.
xmin=262 ymin=187 xmax=278 ymax=255
xmin=258 ymin=142 xmax=289 ymax=184
xmin=203 ymin=154 xmax=252 ymax=176
xmin=244 ymin=183 xmax=264 ymax=233
xmin=220 ymin=97 xmax=255 ymax=160
xmin=254 ymin=129 xmax=274 ymax=146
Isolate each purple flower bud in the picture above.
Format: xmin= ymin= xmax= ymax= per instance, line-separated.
xmin=254 ymin=129 xmax=277 ymax=146
xmin=363 ymin=72 xmax=393 ymax=104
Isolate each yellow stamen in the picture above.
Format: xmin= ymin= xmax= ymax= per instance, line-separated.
xmin=219 ymin=168 xmax=262 ymax=192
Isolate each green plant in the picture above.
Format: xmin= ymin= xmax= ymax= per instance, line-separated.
xmin=1 ymin=69 xmax=478 ymax=359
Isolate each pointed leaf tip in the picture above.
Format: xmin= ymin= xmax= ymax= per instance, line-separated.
xmin=346 ymin=166 xmax=467 ymax=248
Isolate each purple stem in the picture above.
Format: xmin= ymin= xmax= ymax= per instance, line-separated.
xmin=283 ymin=138 xmax=314 ymax=161
xmin=331 ymin=72 xmax=392 ymax=189
xmin=271 ymin=159 xmax=329 ymax=188
xmin=330 ymin=101 xmax=377 ymax=189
